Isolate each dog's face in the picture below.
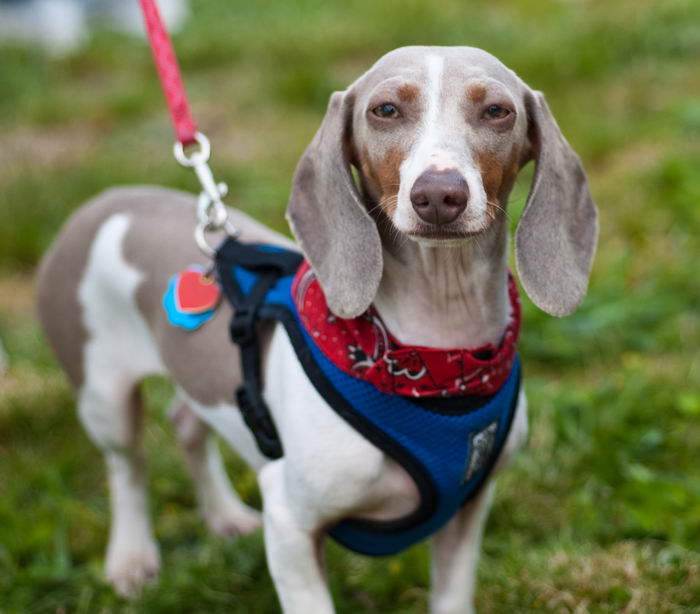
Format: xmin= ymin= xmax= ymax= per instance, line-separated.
xmin=287 ymin=46 xmax=598 ymax=320
xmin=350 ymin=47 xmax=529 ymax=244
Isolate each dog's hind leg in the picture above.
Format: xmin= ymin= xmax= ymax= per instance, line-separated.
xmin=73 ymin=213 xmax=169 ymax=596
xmin=169 ymin=399 xmax=261 ymax=537
xmin=78 ymin=379 xmax=160 ymax=597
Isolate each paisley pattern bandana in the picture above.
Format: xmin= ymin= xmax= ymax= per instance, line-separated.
xmin=292 ymin=261 xmax=521 ymax=398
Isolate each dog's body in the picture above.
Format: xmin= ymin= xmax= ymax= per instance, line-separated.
xmin=37 ymin=47 xmax=597 ymax=613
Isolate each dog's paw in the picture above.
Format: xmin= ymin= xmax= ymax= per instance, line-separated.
xmin=105 ymin=541 xmax=161 ymax=598
xmin=203 ymin=504 xmax=262 ymax=538
xmin=431 ymin=598 xmax=477 ymax=614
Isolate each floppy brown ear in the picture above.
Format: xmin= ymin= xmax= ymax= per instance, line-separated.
xmin=286 ymin=91 xmax=382 ymax=319
xmin=515 ymin=90 xmax=599 ymax=317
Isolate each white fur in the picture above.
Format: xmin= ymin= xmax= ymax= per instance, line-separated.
xmin=375 ymin=243 xmax=510 ymax=349
xmin=394 ymin=53 xmax=488 ymax=235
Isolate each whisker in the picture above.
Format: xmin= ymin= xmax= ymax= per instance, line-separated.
xmin=365 ymin=195 xmax=397 ymax=217
xmin=486 ymin=199 xmax=513 ymax=223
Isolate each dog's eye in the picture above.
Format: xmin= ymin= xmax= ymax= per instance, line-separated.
xmin=483 ymin=104 xmax=510 ymax=120
xmin=372 ymin=103 xmax=400 ymax=119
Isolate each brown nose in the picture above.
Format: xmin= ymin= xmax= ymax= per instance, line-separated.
xmin=410 ymin=170 xmax=469 ymax=225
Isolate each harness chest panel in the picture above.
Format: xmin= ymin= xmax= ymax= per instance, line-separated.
xmin=213 ymin=239 xmax=521 ymax=557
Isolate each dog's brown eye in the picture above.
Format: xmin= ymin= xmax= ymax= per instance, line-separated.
xmin=484 ymin=104 xmax=510 ymax=119
xmin=372 ymin=103 xmax=400 ymax=119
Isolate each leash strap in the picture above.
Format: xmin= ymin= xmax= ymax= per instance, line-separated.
xmin=139 ymin=0 xmax=237 ymax=256
xmin=139 ymin=0 xmax=197 ymax=145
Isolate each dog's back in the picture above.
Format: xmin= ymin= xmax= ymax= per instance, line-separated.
xmin=37 ymin=185 xmax=291 ymax=392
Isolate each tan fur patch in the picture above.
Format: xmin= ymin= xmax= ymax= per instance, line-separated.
xmin=360 ymin=146 xmax=405 ymax=216
xmin=477 ymin=146 xmax=521 ymax=216
xmin=477 ymin=151 xmax=503 ymax=205
xmin=466 ymin=84 xmax=487 ymax=103
xmin=398 ymin=83 xmax=419 ymax=103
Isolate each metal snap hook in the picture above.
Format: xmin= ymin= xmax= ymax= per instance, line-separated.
xmin=194 ymin=219 xmax=239 ymax=258
xmin=174 ymin=131 xmax=239 ymax=257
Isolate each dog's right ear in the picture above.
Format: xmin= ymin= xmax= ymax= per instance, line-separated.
xmin=286 ymin=91 xmax=383 ymax=319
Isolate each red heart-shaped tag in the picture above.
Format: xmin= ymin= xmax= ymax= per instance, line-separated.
xmin=175 ymin=269 xmax=221 ymax=314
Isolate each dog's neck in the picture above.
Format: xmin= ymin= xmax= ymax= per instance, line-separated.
xmin=373 ymin=219 xmax=510 ymax=349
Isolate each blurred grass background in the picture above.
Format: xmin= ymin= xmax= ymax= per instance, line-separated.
xmin=1 ymin=0 xmax=700 ymax=612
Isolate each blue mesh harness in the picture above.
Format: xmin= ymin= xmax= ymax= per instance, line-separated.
xmin=214 ymin=239 xmax=521 ymax=557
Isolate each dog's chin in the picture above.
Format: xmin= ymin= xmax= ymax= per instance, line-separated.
xmin=403 ymin=222 xmax=491 ymax=248
xmin=407 ymin=234 xmax=474 ymax=248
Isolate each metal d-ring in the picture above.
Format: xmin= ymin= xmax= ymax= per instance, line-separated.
xmin=173 ymin=131 xmax=211 ymax=167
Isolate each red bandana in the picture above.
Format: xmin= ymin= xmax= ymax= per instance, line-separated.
xmin=292 ymin=261 xmax=521 ymax=398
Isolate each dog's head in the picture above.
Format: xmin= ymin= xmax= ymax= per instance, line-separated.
xmin=287 ymin=46 xmax=598 ymax=319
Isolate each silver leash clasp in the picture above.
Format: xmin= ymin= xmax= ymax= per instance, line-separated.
xmin=173 ymin=131 xmax=238 ymax=257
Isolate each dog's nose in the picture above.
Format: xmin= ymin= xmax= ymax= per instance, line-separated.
xmin=410 ymin=170 xmax=469 ymax=225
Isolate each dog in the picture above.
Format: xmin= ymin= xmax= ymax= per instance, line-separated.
xmin=37 ymin=46 xmax=598 ymax=613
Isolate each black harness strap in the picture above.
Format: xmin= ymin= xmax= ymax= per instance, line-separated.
xmin=214 ymin=238 xmax=303 ymax=459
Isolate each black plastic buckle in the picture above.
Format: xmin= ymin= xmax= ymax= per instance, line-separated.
xmin=236 ymin=382 xmax=283 ymax=459
xmin=229 ymin=306 xmax=255 ymax=346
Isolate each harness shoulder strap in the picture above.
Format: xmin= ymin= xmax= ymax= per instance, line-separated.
xmin=215 ymin=238 xmax=303 ymax=459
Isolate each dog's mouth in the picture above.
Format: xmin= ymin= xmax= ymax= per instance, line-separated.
xmin=405 ymin=221 xmax=490 ymax=245
xmin=374 ymin=197 xmax=494 ymax=246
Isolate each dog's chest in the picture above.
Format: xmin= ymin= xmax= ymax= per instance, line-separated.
xmin=173 ymin=243 xmax=522 ymax=556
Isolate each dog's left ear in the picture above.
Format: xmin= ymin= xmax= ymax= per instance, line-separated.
xmin=515 ymin=90 xmax=599 ymax=317
xmin=286 ymin=90 xmax=383 ymax=319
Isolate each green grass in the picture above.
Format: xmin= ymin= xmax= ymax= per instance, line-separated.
xmin=1 ymin=0 xmax=700 ymax=611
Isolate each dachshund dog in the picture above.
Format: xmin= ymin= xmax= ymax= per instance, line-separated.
xmin=37 ymin=46 xmax=597 ymax=613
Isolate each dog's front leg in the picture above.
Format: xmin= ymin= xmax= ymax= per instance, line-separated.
xmin=431 ymin=391 xmax=528 ymax=614
xmin=259 ymin=460 xmax=335 ymax=614
xmin=429 ymin=483 xmax=495 ymax=614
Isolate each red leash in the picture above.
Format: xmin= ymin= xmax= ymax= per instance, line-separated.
xmin=139 ymin=0 xmax=197 ymax=146
xmin=138 ymin=0 xmax=237 ymax=255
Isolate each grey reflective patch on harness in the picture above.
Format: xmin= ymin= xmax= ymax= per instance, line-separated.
xmin=462 ymin=420 xmax=499 ymax=484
